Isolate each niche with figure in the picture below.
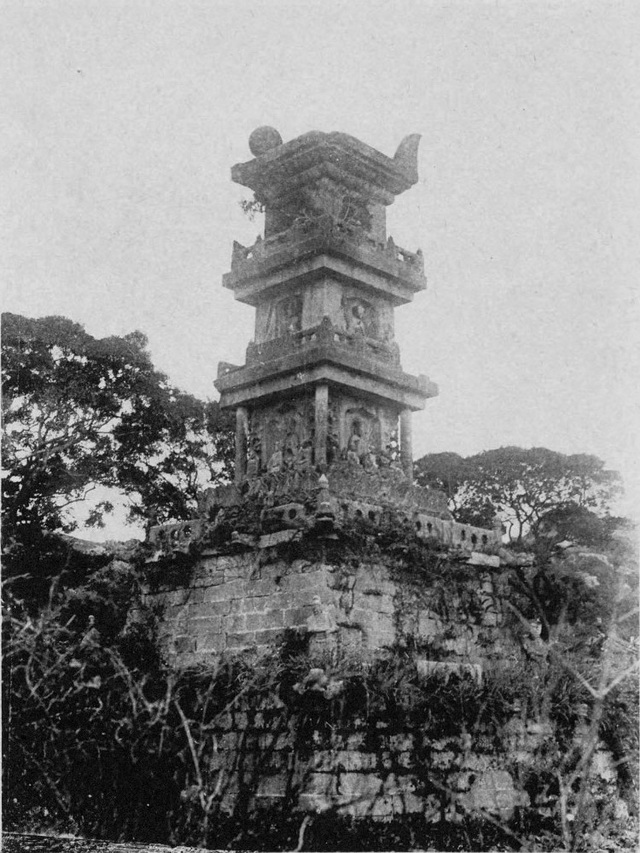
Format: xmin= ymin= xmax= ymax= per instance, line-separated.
xmin=343 ymin=407 xmax=380 ymax=469
xmin=261 ymin=401 xmax=314 ymax=474
xmin=262 ymin=294 xmax=303 ymax=340
xmin=342 ymin=296 xmax=378 ymax=338
xmin=276 ymin=294 xmax=303 ymax=336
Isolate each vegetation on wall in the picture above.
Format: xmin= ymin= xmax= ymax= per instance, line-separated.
xmin=3 ymin=508 xmax=638 ymax=851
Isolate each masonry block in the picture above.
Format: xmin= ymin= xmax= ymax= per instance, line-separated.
xmin=284 ymin=606 xmax=307 ymax=627
xmin=164 ymin=603 xmax=190 ymax=623
xmin=204 ymin=579 xmax=247 ymax=602
xmin=164 ymin=588 xmax=192 ymax=606
xmin=241 ymin=594 xmax=283 ymax=613
xmin=336 ymin=750 xmax=378 ymax=772
xmin=187 ymin=602 xmax=224 ymax=620
xmin=253 ymin=610 xmax=285 ymax=631
xmin=335 ymin=773 xmax=384 ymax=816
xmin=192 ymin=569 xmax=223 ymax=588
xmin=254 ymin=628 xmax=285 ymax=646
xmin=174 ymin=635 xmax=196 ymax=654
xmin=224 ymin=558 xmax=252 ymax=580
xmin=190 ymin=615 xmax=222 ymax=634
xmin=197 ymin=598 xmax=231 ymax=617
xmin=197 ymin=632 xmax=225 ymax=653
xmin=226 ymin=631 xmax=256 ymax=648
xmin=284 ymin=571 xmax=329 ymax=593
xmin=353 ymin=590 xmax=395 ymax=614
xmin=225 ymin=614 xmax=248 ymax=633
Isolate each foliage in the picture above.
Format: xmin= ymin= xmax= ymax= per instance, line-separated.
xmin=532 ymin=503 xmax=629 ymax=549
xmin=6 ymin=563 xmax=636 ymax=852
xmin=414 ymin=446 xmax=623 ymax=542
xmin=4 ymin=548 xmax=639 ymax=851
xmin=240 ymin=187 xmax=373 ymax=233
xmin=512 ymin=519 xmax=639 ymax=643
xmin=1 ymin=313 xmax=234 ymax=548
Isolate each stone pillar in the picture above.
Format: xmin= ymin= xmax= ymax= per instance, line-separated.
xmin=314 ymin=383 xmax=329 ymax=470
xmin=400 ymin=409 xmax=413 ymax=480
xmin=235 ymin=406 xmax=248 ymax=484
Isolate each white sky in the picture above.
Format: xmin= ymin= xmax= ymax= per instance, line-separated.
xmin=2 ymin=0 xmax=639 ymax=535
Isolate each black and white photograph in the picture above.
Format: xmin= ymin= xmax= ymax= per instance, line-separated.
xmin=2 ymin=2 xmax=638 ymax=851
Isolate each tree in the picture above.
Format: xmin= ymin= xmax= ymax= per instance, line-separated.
xmin=414 ymin=446 xmax=622 ymax=542
xmin=411 ymin=451 xmax=495 ymax=528
xmin=2 ymin=313 xmax=234 ymax=549
xmin=532 ymin=503 xmax=627 ymax=549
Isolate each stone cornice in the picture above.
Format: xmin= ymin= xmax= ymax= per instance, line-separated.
xmin=224 ymin=217 xmax=425 ymax=307
xmin=214 ymin=326 xmax=437 ymax=411
xmin=232 ymin=131 xmax=420 ymax=202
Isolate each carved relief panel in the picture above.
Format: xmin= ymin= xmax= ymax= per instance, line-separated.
xmin=332 ymin=394 xmax=400 ymax=470
xmin=342 ymin=297 xmax=376 ymax=338
xmin=344 ymin=407 xmax=380 ymax=467
xmin=257 ymin=292 xmax=303 ymax=343
xmin=276 ymin=294 xmax=303 ymax=336
xmin=339 ymin=292 xmax=394 ymax=343
xmin=251 ymin=397 xmax=315 ymax=478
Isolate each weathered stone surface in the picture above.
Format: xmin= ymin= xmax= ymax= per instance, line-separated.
xmin=258 ymin=530 xmax=299 ymax=548
xmin=146 ymin=548 xmax=519 ymax=665
xmin=248 ymin=125 xmax=283 ymax=156
xmin=460 ymin=769 xmax=529 ymax=821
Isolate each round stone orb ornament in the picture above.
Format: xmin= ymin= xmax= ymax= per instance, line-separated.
xmin=248 ymin=126 xmax=283 ymax=156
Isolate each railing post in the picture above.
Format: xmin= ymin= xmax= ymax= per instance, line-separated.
xmin=314 ymin=383 xmax=329 ymax=471
xmin=400 ymin=409 xmax=413 ymax=481
xmin=235 ymin=406 xmax=248 ymax=484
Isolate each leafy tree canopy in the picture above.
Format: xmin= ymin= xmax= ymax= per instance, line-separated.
xmin=414 ymin=446 xmax=623 ymax=542
xmin=2 ymin=313 xmax=234 ymax=550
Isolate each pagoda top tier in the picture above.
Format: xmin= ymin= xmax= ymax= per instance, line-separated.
xmin=225 ymin=128 xmax=426 ymax=307
xmin=233 ymin=127 xmax=422 ymax=207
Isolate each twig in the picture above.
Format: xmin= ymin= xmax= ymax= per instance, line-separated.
xmin=295 ymin=814 xmax=312 ymax=852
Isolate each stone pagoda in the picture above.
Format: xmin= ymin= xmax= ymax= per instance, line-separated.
xmin=212 ymin=126 xmax=454 ymax=530
xmin=146 ymin=127 xmax=500 ymax=664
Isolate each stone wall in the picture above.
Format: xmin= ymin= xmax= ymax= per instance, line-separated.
xmin=196 ymin=701 xmax=535 ymax=822
xmin=144 ymin=543 xmax=624 ymax=830
xmin=145 ymin=547 xmax=505 ymax=668
xmin=145 ymin=544 xmax=527 ymax=820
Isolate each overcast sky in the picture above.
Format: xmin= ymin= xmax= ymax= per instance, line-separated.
xmin=2 ymin=0 xmax=639 ymax=533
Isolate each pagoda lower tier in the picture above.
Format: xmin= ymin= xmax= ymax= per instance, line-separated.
xmin=146 ymin=459 xmax=502 ymax=566
xmin=215 ymin=315 xmax=437 ymax=484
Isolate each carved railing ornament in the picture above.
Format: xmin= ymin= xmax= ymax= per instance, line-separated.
xmin=230 ymin=215 xmax=424 ymax=276
xmin=244 ymin=318 xmax=402 ymax=369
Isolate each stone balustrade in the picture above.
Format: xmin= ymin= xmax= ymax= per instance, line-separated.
xmin=334 ymin=498 xmax=499 ymax=551
xmin=245 ymin=318 xmax=401 ymax=368
xmin=147 ymin=520 xmax=204 ymax=555
xmin=230 ymin=216 xmax=424 ymax=279
xmin=146 ymin=498 xmax=498 ymax=564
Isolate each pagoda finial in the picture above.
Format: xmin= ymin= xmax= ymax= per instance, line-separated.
xmin=393 ymin=134 xmax=421 ymax=183
xmin=248 ymin=126 xmax=283 ymax=157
